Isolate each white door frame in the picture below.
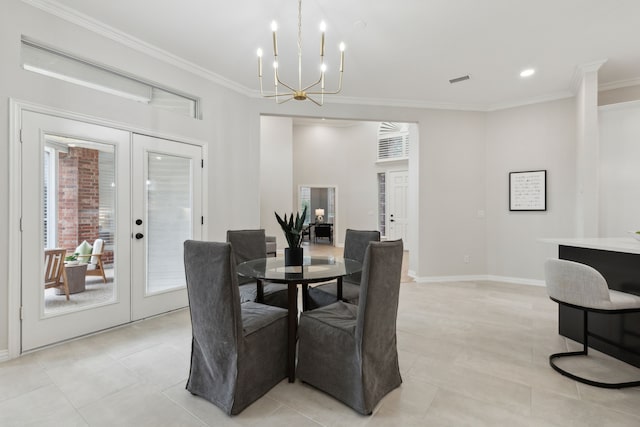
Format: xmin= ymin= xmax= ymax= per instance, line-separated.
xmin=386 ymin=170 xmax=409 ymax=242
xmin=297 ymin=184 xmax=339 ymax=246
xmin=7 ymin=99 xmax=208 ymax=359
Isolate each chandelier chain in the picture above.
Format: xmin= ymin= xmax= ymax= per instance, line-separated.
xmin=297 ymin=0 xmax=303 ymax=89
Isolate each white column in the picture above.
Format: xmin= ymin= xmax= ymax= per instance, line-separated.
xmin=573 ymin=60 xmax=607 ymax=237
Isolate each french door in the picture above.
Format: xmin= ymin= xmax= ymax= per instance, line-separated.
xmin=131 ymin=134 xmax=202 ymax=320
xmin=20 ymin=111 xmax=202 ymax=351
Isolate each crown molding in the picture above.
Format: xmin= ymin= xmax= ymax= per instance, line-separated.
xmin=599 ymin=77 xmax=640 ymax=92
xmin=485 ymin=90 xmax=575 ymax=112
xmin=21 ymin=0 xmax=254 ymax=97
xmin=570 ymin=59 xmax=608 ymax=94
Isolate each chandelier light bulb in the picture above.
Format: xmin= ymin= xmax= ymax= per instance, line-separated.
xmin=339 ymin=42 xmax=346 ymax=52
xmin=271 ymin=21 xmax=278 ymax=32
xmin=273 ymin=61 xmax=278 ymax=69
xmin=321 ymin=63 xmax=327 ymax=72
xmin=320 ymin=21 xmax=327 ymax=32
xmin=257 ymin=48 xmax=263 ymax=58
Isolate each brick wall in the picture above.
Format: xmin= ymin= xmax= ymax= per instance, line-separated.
xmin=57 ymin=147 xmax=113 ymax=265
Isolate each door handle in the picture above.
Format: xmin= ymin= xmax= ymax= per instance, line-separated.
xmin=135 ymin=233 xmax=144 ymax=239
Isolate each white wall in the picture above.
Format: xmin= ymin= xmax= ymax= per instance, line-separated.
xmin=485 ymin=98 xmax=577 ymax=281
xmin=292 ymin=121 xmax=384 ymax=245
xmin=260 ymin=116 xmax=293 ymax=247
xmin=417 ymin=110 xmax=487 ymax=278
xmin=599 ymin=102 xmax=640 ymax=236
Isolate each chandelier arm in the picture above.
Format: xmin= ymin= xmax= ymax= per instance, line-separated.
xmin=276 ymin=96 xmax=295 ymax=104
xmin=301 ymin=75 xmax=324 ymax=92
xmin=259 ymin=92 xmax=291 ymax=99
xmin=275 ymin=68 xmax=298 ymax=93
xmin=307 ymin=72 xmax=343 ymax=95
xmin=304 ymin=95 xmax=323 ymax=107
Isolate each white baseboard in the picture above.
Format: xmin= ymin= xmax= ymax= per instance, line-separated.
xmin=412 ymin=274 xmax=545 ymax=287
xmin=0 ymin=349 xmax=9 ymax=363
xmin=485 ymin=275 xmax=545 ymax=287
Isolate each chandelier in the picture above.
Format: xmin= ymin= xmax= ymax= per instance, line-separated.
xmin=257 ymin=0 xmax=345 ymax=106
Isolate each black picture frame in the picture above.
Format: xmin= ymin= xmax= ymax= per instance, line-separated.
xmin=509 ymin=170 xmax=547 ymax=211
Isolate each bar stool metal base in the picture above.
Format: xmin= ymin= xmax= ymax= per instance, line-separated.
xmin=550 ymin=307 xmax=640 ymax=389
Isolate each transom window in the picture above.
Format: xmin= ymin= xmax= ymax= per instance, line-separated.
xmin=377 ymin=122 xmax=409 ymax=161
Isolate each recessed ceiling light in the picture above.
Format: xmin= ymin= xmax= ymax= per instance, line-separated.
xmin=520 ymin=68 xmax=535 ymax=78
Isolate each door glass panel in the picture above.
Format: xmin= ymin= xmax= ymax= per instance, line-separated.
xmin=43 ymin=135 xmax=116 ymax=315
xmin=146 ymin=153 xmax=192 ymax=294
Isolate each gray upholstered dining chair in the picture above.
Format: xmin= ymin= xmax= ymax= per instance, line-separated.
xmin=227 ymin=229 xmax=288 ymax=309
xmin=544 ymin=258 xmax=640 ymax=388
xmin=183 ymin=240 xmax=288 ymax=415
xmin=296 ymin=239 xmax=404 ymax=415
xmin=307 ymin=229 xmax=380 ymax=309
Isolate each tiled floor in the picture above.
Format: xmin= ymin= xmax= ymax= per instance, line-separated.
xmin=2 ymin=245 xmax=640 ymax=426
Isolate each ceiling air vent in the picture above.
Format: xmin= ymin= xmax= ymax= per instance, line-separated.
xmin=449 ymin=75 xmax=470 ymax=84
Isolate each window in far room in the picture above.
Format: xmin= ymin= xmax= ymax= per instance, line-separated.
xmin=377 ymin=122 xmax=409 ymax=162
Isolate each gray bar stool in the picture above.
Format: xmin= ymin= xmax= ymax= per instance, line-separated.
xmin=544 ymin=258 xmax=640 ymax=388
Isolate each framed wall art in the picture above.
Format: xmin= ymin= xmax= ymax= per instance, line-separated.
xmin=509 ymin=170 xmax=547 ymax=211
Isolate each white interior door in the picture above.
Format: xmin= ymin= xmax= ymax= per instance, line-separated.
xmin=388 ymin=170 xmax=409 ymax=242
xmin=21 ymin=111 xmax=131 ymax=351
xmin=130 ymin=134 xmax=202 ymax=320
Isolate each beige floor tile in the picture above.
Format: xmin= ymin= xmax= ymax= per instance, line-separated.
xmin=119 ymin=343 xmax=190 ymax=390
xmin=531 ymin=388 xmax=640 ymax=426
xmin=0 ymin=354 xmax=53 ymax=403
xmin=78 ymin=383 xmax=205 ymax=426
xmin=265 ymin=380 xmax=371 ymax=427
xmin=365 ymin=376 xmax=438 ymax=426
xmin=0 ymin=384 xmax=88 ymax=426
xmin=421 ymin=388 xmax=531 ymax=427
xmin=407 ymin=355 xmax=533 ymax=416
xmin=46 ymin=359 xmax=140 ymax=409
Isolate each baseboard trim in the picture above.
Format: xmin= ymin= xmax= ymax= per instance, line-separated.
xmin=0 ymin=349 xmax=9 ymax=363
xmin=413 ymin=274 xmax=545 ymax=287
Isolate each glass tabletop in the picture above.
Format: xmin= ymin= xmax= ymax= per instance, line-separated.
xmin=237 ymin=256 xmax=362 ymax=284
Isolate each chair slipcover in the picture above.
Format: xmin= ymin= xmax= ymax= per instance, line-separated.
xmin=296 ymin=239 xmax=404 ymax=415
xmin=184 ymin=240 xmax=288 ymax=415
xmin=226 ymin=229 xmax=288 ymax=308
xmin=307 ymin=229 xmax=381 ymax=309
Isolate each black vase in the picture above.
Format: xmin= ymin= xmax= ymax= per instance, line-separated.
xmin=284 ymin=247 xmax=304 ymax=266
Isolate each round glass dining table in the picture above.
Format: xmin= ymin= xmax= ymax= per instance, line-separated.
xmin=237 ymin=256 xmax=362 ymax=382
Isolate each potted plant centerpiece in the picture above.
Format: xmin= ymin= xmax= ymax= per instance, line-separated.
xmin=275 ymin=206 xmax=307 ymax=266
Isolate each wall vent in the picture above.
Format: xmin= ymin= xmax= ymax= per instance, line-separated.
xmin=449 ymin=75 xmax=470 ymax=84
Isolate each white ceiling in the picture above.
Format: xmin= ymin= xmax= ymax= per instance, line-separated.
xmin=30 ymin=0 xmax=640 ymax=111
